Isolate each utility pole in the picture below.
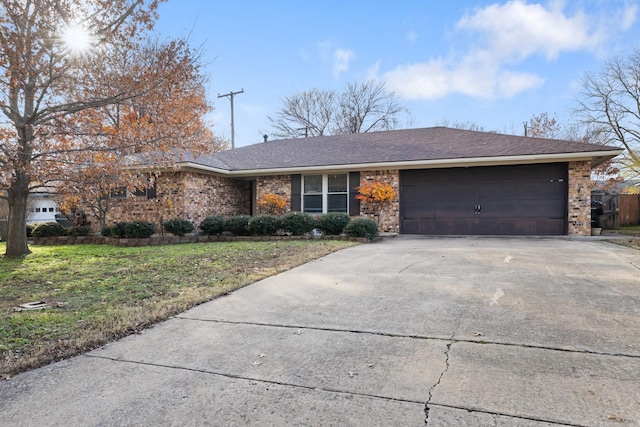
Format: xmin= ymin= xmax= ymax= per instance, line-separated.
xmin=296 ymin=126 xmax=315 ymax=138
xmin=218 ymin=89 xmax=244 ymax=149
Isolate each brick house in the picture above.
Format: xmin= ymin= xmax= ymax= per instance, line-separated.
xmin=107 ymin=127 xmax=622 ymax=236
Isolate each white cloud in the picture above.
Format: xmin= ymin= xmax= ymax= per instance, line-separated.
xmin=332 ymin=48 xmax=355 ymax=79
xmin=496 ymin=69 xmax=546 ymax=97
xmin=456 ymin=0 xmax=602 ymax=60
xmin=384 ymin=0 xmax=631 ymax=101
xmin=618 ymin=4 xmax=637 ymax=31
xmin=316 ymin=41 xmax=355 ymax=79
xmin=385 ymin=54 xmax=544 ymax=100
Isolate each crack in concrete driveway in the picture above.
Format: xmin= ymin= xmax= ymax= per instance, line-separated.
xmin=1 ymin=237 xmax=639 ymax=426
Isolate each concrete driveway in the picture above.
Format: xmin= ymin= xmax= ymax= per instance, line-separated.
xmin=1 ymin=237 xmax=639 ymax=426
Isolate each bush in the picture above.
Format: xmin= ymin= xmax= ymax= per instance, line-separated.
xmin=31 ymin=222 xmax=68 ymax=237
xmin=279 ymin=212 xmax=315 ymax=236
xmin=113 ymin=222 xmax=127 ymax=237
xmin=224 ymin=215 xmax=251 ymax=236
xmin=103 ymin=221 xmax=156 ymax=238
xmin=124 ymin=221 xmax=156 ymax=238
xmin=68 ymin=225 xmax=92 ymax=237
xmin=344 ymin=218 xmax=378 ymax=240
xmin=314 ymin=212 xmax=351 ymax=235
xmin=163 ymin=218 xmax=194 ymax=237
xmin=104 ymin=222 xmax=127 ymax=238
xmin=199 ymin=216 xmax=225 ymax=235
xmin=26 ymin=223 xmax=35 ymax=238
xmin=248 ymin=215 xmax=280 ymax=236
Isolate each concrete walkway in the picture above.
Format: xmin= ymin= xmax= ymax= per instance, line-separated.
xmin=1 ymin=237 xmax=639 ymax=426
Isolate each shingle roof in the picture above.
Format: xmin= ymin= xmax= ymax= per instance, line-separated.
xmin=182 ymin=127 xmax=622 ymax=172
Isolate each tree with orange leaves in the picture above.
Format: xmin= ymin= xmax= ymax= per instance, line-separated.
xmin=356 ymin=180 xmax=396 ymax=225
xmin=0 ymin=1 xmax=215 ymax=256
xmin=257 ymin=193 xmax=287 ymax=216
xmin=55 ymin=38 xmax=226 ymax=229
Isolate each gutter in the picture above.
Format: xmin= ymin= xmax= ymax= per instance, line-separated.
xmin=175 ymin=149 xmax=623 ymax=177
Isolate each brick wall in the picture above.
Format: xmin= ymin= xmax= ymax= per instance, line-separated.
xmin=100 ymin=162 xmax=591 ymax=236
xmin=106 ymin=171 xmax=250 ymax=229
xmin=359 ymin=170 xmax=400 ymax=233
xmin=180 ymin=171 xmax=251 ymax=223
xmin=253 ymin=172 xmax=400 ymax=232
xmin=568 ymin=160 xmax=592 ymax=236
xmin=255 ymin=175 xmax=291 ymax=214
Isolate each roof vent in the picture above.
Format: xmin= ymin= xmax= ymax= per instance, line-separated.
xmin=263 ymin=134 xmax=268 ymax=143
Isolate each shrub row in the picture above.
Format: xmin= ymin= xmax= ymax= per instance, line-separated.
xmin=29 ymin=222 xmax=93 ymax=238
xmin=29 ymin=213 xmax=379 ymax=241
xmin=199 ymin=212 xmax=378 ymax=239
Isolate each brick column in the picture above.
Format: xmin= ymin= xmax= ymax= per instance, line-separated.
xmin=359 ymin=170 xmax=400 ymax=233
xmin=568 ymin=161 xmax=592 ymax=236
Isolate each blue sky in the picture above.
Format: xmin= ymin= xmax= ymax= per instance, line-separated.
xmin=153 ymin=0 xmax=639 ymax=147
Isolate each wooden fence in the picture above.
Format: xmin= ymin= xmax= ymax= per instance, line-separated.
xmin=592 ymin=192 xmax=640 ymax=228
xmin=619 ymin=194 xmax=640 ymax=226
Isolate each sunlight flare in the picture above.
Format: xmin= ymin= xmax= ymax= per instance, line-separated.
xmin=61 ymin=24 xmax=94 ymax=56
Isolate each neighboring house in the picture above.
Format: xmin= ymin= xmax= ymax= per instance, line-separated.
xmin=106 ymin=127 xmax=623 ymax=236
xmin=27 ymin=193 xmax=61 ymax=224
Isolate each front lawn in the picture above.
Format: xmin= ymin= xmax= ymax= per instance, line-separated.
xmin=0 ymin=240 xmax=356 ymax=378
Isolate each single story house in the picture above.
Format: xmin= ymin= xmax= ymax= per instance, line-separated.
xmin=108 ymin=127 xmax=623 ymax=236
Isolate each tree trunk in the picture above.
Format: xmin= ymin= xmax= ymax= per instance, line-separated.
xmin=5 ymin=172 xmax=31 ymax=257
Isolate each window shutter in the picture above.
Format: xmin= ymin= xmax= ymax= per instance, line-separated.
xmin=349 ymin=172 xmax=360 ymax=216
xmin=291 ymin=174 xmax=301 ymax=211
xmin=146 ymin=185 xmax=157 ymax=199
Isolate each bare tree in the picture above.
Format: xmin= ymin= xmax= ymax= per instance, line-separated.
xmin=526 ymin=112 xmax=562 ymax=139
xmin=268 ymin=88 xmax=335 ymax=138
xmin=267 ymin=80 xmax=407 ymax=139
xmin=334 ymin=80 xmax=406 ymax=134
xmin=575 ymin=50 xmax=640 ymax=181
xmin=435 ymin=118 xmax=488 ymax=132
xmin=526 ymin=112 xmax=622 ymax=189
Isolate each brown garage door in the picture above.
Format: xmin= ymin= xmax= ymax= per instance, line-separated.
xmin=400 ymin=163 xmax=568 ymax=235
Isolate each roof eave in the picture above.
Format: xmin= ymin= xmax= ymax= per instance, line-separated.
xmin=177 ymin=150 xmax=622 ymax=177
xmin=175 ymin=163 xmax=232 ymax=175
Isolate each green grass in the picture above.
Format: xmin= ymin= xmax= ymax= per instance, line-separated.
xmin=604 ymin=225 xmax=640 ymax=250
xmin=615 ymin=225 xmax=640 ymax=236
xmin=0 ymin=240 xmax=356 ymax=377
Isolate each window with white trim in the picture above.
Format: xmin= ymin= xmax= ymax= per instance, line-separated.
xmin=302 ymin=174 xmax=348 ymax=214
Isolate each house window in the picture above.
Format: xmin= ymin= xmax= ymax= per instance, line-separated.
xmin=133 ymin=176 xmax=157 ymax=199
xmin=303 ymin=175 xmax=323 ymax=213
xmin=327 ymin=174 xmax=347 ymax=212
xmin=302 ymin=174 xmax=348 ymax=214
xmin=48 ymin=207 xmax=55 ymax=212
xmin=109 ymin=187 xmax=127 ymax=199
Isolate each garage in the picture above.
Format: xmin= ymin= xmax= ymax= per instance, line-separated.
xmin=400 ymin=163 xmax=568 ymax=235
